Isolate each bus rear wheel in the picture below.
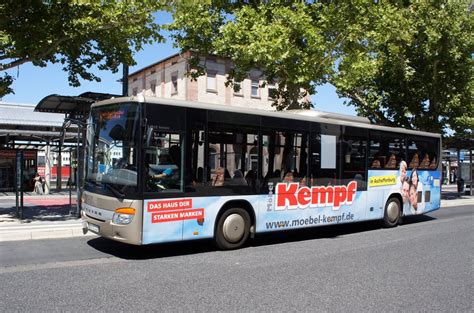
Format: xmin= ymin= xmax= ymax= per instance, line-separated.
xmin=383 ymin=197 xmax=401 ymax=228
xmin=215 ymin=208 xmax=250 ymax=250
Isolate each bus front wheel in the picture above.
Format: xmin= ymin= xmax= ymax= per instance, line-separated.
xmin=215 ymin=208 xmax=250 ymax=250
xmin=383 ymin=197 xmax=401 ymax=228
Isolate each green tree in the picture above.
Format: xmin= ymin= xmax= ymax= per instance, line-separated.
xmin=169 ymin=1 xmax=473 ymax=137
xmin=0 ymin=0 xmax=167 ymax=97
xmin=332 ymin=1 xmax=473 ymax=136
xmin=170 ymin=1 xmax=329 ymax=110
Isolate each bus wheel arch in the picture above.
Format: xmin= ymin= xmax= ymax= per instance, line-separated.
xmin=383 ymin=195 xmax=402 ymax=228
xmin=214 ymin=200 xmax=255 ymax=250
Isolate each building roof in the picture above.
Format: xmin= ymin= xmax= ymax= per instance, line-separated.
xmin=128 ymin=52 xmax=182 ymax=77
xmin=0 ymin=102 xmax=64 ymax=127
xmin=0 ymin=102 xmax=79 ymax=149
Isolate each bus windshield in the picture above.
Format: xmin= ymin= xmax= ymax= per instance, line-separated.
xmin=85 ymin=102 xmax=140 ymax=197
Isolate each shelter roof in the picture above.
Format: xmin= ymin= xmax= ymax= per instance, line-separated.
xmin=0 ymin=102 xmax=64 ymax=127
xmin=35 ymin=92 xmax=120 ymax=115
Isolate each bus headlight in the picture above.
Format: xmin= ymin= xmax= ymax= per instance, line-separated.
xmin=112 ymin=208 xmax=136 ymax=225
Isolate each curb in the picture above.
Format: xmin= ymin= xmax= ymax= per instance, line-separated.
xmin=0 ymin=198 xmax=471 ymax=243
xmin=0 ymin=195 xmax=77 ymax=201
xmin=0 ymin=222 xmax=96 ymax=242
xmin=440 ymin=198 xmax=474 ymax=208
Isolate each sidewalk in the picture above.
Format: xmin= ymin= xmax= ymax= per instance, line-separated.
xmin=0 ymin=186 xmax=472 ymax=242
xmin=0 ymin=191 xmax=95 ymax=242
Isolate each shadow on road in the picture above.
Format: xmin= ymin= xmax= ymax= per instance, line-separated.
xmin=0 ymin=204 xmax=78 ymax=222
xmin=87 ymin=237 xmax=215 ymax=260
xmin=87 ymin=214 xmax=436 ymax=260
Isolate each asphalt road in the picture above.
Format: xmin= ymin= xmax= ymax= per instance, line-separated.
xmin=0 ymin=205 xmax=472 ymax=312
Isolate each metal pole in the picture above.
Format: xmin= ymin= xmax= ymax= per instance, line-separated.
xmin=15 ymin=157 xmax=19 ymax=218
xmin=44 ymin=142 xmax=51 ymax=194
xmin=69 ymin=181 xmax=72 ymax=208
xmin=57 ymin=143 xmax=62 ymax=191
xmin=469 ymin=147 xmax=473 ymax=196
xmin=457 ymin=148 xmax=461 ymax=193
xmin=76 ymin=126 xmax=81 ymax=216
xmin=15 ymin=151 xmax=24 ymax=219
xmin=122 ymin=64 xmax=129 ymax=96
xmin=20 ymin=162 xmax=23 ymax=220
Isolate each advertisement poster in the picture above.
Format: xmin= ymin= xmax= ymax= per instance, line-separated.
xmin=142 ymin=167 xmax=440 ymax=244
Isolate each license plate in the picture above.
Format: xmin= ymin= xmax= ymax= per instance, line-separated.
xmin=88 ymin=223 xmax=100 ymax=234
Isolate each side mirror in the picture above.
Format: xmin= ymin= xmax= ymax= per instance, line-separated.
xmin=145 ymin=127 xmax=153 ymax=147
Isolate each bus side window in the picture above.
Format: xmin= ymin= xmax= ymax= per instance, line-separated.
xmin=310 ymin=125 xmax=341 ymax=186
xmin=369 ymin=131 xmax=405 ymax=170
xmin=419 ymin=153 xmax=431 ymax=169
xmin=146 ymin=131 xmax=183 ymax=192
xmin=369 ymin=138 xmax=381 ymax=169
xmin=342 ymin=128 xmax=367 ymax=191
xmin=407 ymin=137 xmax=439 ymax=170
xmin=207 ymin=124 xmax=258 ymax=191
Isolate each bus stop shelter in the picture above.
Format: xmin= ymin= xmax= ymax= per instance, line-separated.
xmin=0 ymin=102 xmax=78 ymax=193
xmin=34 ymin=92 xmax=120 ymax=213
xmin=444 ymin=137 xmax=474 ymax=196
xmin=0 ymin=92 xmax=118 ymax=211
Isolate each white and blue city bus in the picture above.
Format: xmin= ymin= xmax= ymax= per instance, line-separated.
xmin=81 ymin=97 xmax=441 ymax=249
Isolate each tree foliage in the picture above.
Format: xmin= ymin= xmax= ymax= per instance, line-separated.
xmin=169 ymin=1 xmax=473 ymax=137
xmin=0 ymin=0 xmax=166 ymax=97
xmin=332 ymin=1 xmax=473 ymax=136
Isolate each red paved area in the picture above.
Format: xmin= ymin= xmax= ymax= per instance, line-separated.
xmin=24 ymin=198 xmax=77 ymax=206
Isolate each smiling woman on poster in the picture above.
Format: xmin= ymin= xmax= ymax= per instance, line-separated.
xmin=410 ymin=168 xmax=425 ymax=213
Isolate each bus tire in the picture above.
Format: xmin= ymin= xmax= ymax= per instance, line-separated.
xmin=383 ymin=197 xmax=401 ymax=228
xmin=215 ymin=208 xmax=250 ymax=250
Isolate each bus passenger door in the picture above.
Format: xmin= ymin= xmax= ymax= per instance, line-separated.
xmin=341 ymin=129 xmax=368 ymax=221
xmin=143 ymin=198 xmax=184 ymax=244
xmin=142 ymin=129 xmax=185 ymax=244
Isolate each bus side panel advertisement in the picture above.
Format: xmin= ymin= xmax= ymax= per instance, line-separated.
xmin=142 ymin=170 xmax=440 ymax=244
xmin=367 ymin=168 xmax=441 ymax=217
xmin=143 ymin=196 xmax=261 ymax=244
xmin=256 ymin=181 xmax=368 ymax=232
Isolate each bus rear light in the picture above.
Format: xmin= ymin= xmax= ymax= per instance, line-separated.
xmin=112 ymin=207 xmax=136 ymax=225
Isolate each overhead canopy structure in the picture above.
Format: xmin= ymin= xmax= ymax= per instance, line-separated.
xmin=0 ymin=102 xmax=77 ymax=149
xmin=443 ymin=136 xmax=474 ymax=151
xmin=35 ymin=92 xmax=120 ymax=120
xmin=0 ymin=92 xmax=120 ymax=180
xmin=0 ymin=92 xmax=121 ymax=194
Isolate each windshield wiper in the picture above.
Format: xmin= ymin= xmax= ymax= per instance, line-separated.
xmin=86 ymin=174 xmax=134 ymax=200
xmin=106 ymin=183 xmax=125 ymax=199
xmin=85 ymin=179 xmax=101 ymax=187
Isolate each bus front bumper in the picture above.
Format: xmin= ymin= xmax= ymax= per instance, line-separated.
xmin=81 ymin=204 xmax=142 ymax=245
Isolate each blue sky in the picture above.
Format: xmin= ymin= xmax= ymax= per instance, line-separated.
xmin=2 ymin=13 xmax=357 ymax=116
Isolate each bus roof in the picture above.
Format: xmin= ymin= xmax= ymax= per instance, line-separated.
xmin=92 ymin=96 xmax=441 ymax=139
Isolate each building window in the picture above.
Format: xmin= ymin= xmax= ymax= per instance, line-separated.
xmin=268 ymin=83 xmax=277 ymax=100
xmin=132 ymin=87 xmax=138 ymax=96
xmin=207 ymin=72 xmax=217 ymax=93
xmin=38 ymin=156 xmax=45 ymax=166
xmin=233 ymin=80 xmax=243 ymax=96
xmin=150 ymin=80 xmax=156 ymax=96
xmin=171 ymin=72 xmax=178 ymax=95
xmin=251 ymin=79 xmax=260 ymax=98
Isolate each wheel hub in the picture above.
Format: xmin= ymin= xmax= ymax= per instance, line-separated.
xmin=222 ymin=213 xmax=245 ymax=243
xmin=387 ymin=201 xmax=399 ymax=223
